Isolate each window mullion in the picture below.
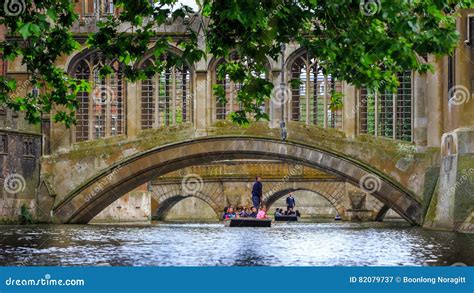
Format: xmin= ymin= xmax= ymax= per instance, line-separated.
xmin=374 ymin=91 xmax=379 ymax=137
xmin=393 ymin=92 xmax=397 ymax=140
xmin=172 ymin=68 xmax=177 ymax=125
xmin=88 ymin=66 xmax=94 ymax=141
xmin=324 ymin=76 xmax=328 ymax=128
xmin=154 ymin=74 xmax=159 ymax=128
xmin=306 ymin=64 xmax=310 ymax=125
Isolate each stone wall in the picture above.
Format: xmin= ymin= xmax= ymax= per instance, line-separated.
xmin=91 ymin=184 xmax=151 ymax=224
xmin=424 ymin=127 xmax=474 ymax=233
xmin=162 ymin=197 xmax=219 ymax=221
xmin=0 ymin=130 xmax=41 ymax=223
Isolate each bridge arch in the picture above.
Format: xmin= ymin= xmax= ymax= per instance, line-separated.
xmin=52 ymin=137 xmax=421 ymax=224
xmin=264 ymin=188 xmax=346 ymax=218
xmin=151 ymin=190 xmax=220 ymax=220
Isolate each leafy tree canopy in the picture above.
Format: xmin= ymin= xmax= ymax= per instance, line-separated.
xmin=0 ymin=0 xmax=472 ymax=126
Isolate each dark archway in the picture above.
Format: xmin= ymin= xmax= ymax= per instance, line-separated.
xmin=264 ymin=188 xmax=345 ymax=217
xmin=53 ymin=137 xmax=421 ymax=224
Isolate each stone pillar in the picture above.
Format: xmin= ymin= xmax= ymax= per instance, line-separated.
xmin=49 ymin=116 xmax=72 ymax=153
xmin=342 ymin=82 xmax=357 ymax=139
xmin=269 ymin=69 xmax=284 ymax=128
xmin=426 ymin=56 xmax=444 ymax=147
xmin=195 ymin=71 xmax=208 ymax=132
xmin=424 ymin=127 xmax=474 ymax=233
xmin=126 ymin=81 xmax=139 ymax=138
xmin=413 ymin=72 xmax=428 ymax=150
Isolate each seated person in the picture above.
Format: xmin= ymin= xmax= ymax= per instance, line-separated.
xmin=239 ymin=207 xmax=248 ymax=218
xmin=256 ymin=206 xmax=268 ymax=219
xmin=275 ymin=208 xmax=283 ymax=216
xmin=248 ymin=207 xmax=258 ymax=218
xmin=236 ymin=207 xmax=242 ymax=216
xmin=222 ymin=207 xmax=228 ymax=220
xmin=224 ymin=206 xmax=237 ymax=219
xmin=295 ymin=210 xmax=301 ymax=217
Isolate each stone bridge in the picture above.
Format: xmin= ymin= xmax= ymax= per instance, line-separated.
xmin=40 ymin=122 xmax=437 ymax=225
xmin=148 ymin=162 xmax=387 ymax=221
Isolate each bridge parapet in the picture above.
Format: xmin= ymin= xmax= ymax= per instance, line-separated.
xmin=156 ymin=161 xmax=337 ymax=180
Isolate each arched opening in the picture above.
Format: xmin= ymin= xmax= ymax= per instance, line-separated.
xmin=268 ymin=190 xmax=339 ymax=220
xmin=52 ymin=137 xmax=421 ymax=225
xmin=153 ymin=196 xmax=220 ymax=222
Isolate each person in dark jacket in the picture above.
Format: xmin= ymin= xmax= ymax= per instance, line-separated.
xmin=248 ymin=207 xmax=258 ymax=218
xmin=286 ymin=193 xmax=296 ymax=211
xmin=251 ymin=176 xmax=263 ymax=209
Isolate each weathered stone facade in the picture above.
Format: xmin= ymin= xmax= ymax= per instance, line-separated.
xmin=1 ymin=3 xmax=473 ymax=232
xmin=0 ymin=23 xmax=42 ymax=222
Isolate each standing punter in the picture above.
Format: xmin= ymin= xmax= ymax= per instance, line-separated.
xmin=251 ymin=176 xmax=263 ymax=209
xmin=286 ymin=193 xmax=296 ymax=212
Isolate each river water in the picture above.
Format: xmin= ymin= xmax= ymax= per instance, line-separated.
xmin=0 ymin=222 xmax=473 ymax=266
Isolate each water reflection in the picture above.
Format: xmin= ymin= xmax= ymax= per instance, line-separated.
xmin=0 ymin=222 xmax=472 ymax=266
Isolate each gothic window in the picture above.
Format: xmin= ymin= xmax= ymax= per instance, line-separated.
xmin=100 ymin=0 xmax=115 ymax=15
xmin=82 ymin=0 xmax=114 ymax=17
xmin=0 ymin=134 xmax=7 ymax=154
xmin=289 ymin=51 xmax=342 ymax=128
xmin=82 ymin=0 xmax=95 ymax=16
xmin=359 ymin=71 xmax=413 ymax=141
xmin=22 ymin=137 xmax=35 ymax=157
xmin=140 ymin=56 xmax=192 ymax=129
xmin=71 ymin=51 xmax=126 ymax=142
xmin=214 ymin=58 xmax=267 ymax=120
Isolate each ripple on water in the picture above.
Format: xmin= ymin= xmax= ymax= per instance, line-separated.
xmin=0 ymin=223 xmax=473 ymax=266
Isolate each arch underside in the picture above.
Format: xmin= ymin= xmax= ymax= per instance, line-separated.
xmin=53 ymin=138 xmax=421 ymax=225
xmin=151 ymin=186 xmax=221 ymax=220
xmin=264 ymin=188 xmax=345 ymax=217
xmin=152 ymin=195 xmax=220 ymax=220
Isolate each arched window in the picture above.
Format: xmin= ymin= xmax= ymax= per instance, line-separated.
xmin=289 ymin=51 xmax=342 ymax=128
xmin=72 ymin=51 xmax=126 ymax=142
xmin=214 ymin=58 xmax=267 ymax=120
xmin=140 ymin=56 xmax=191 ymax=129
xmin=359 ymin=70 xmax=413 ymax=141
xmin=215 ymin=74 xmax=240 ymax=120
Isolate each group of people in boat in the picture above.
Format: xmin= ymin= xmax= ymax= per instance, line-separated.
xmin=222 ymin=176 xmax=300 ymax=220
xmin=275 ymin=208 xmax=301 ymax=217
xmin=222 ymin=205 xmax=268 ymax=220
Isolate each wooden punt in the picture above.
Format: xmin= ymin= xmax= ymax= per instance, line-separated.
xmin=274 ymin=215 xmax=298 ymax=222
xmin=224 ymin=218 xmax=272 ymax=227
